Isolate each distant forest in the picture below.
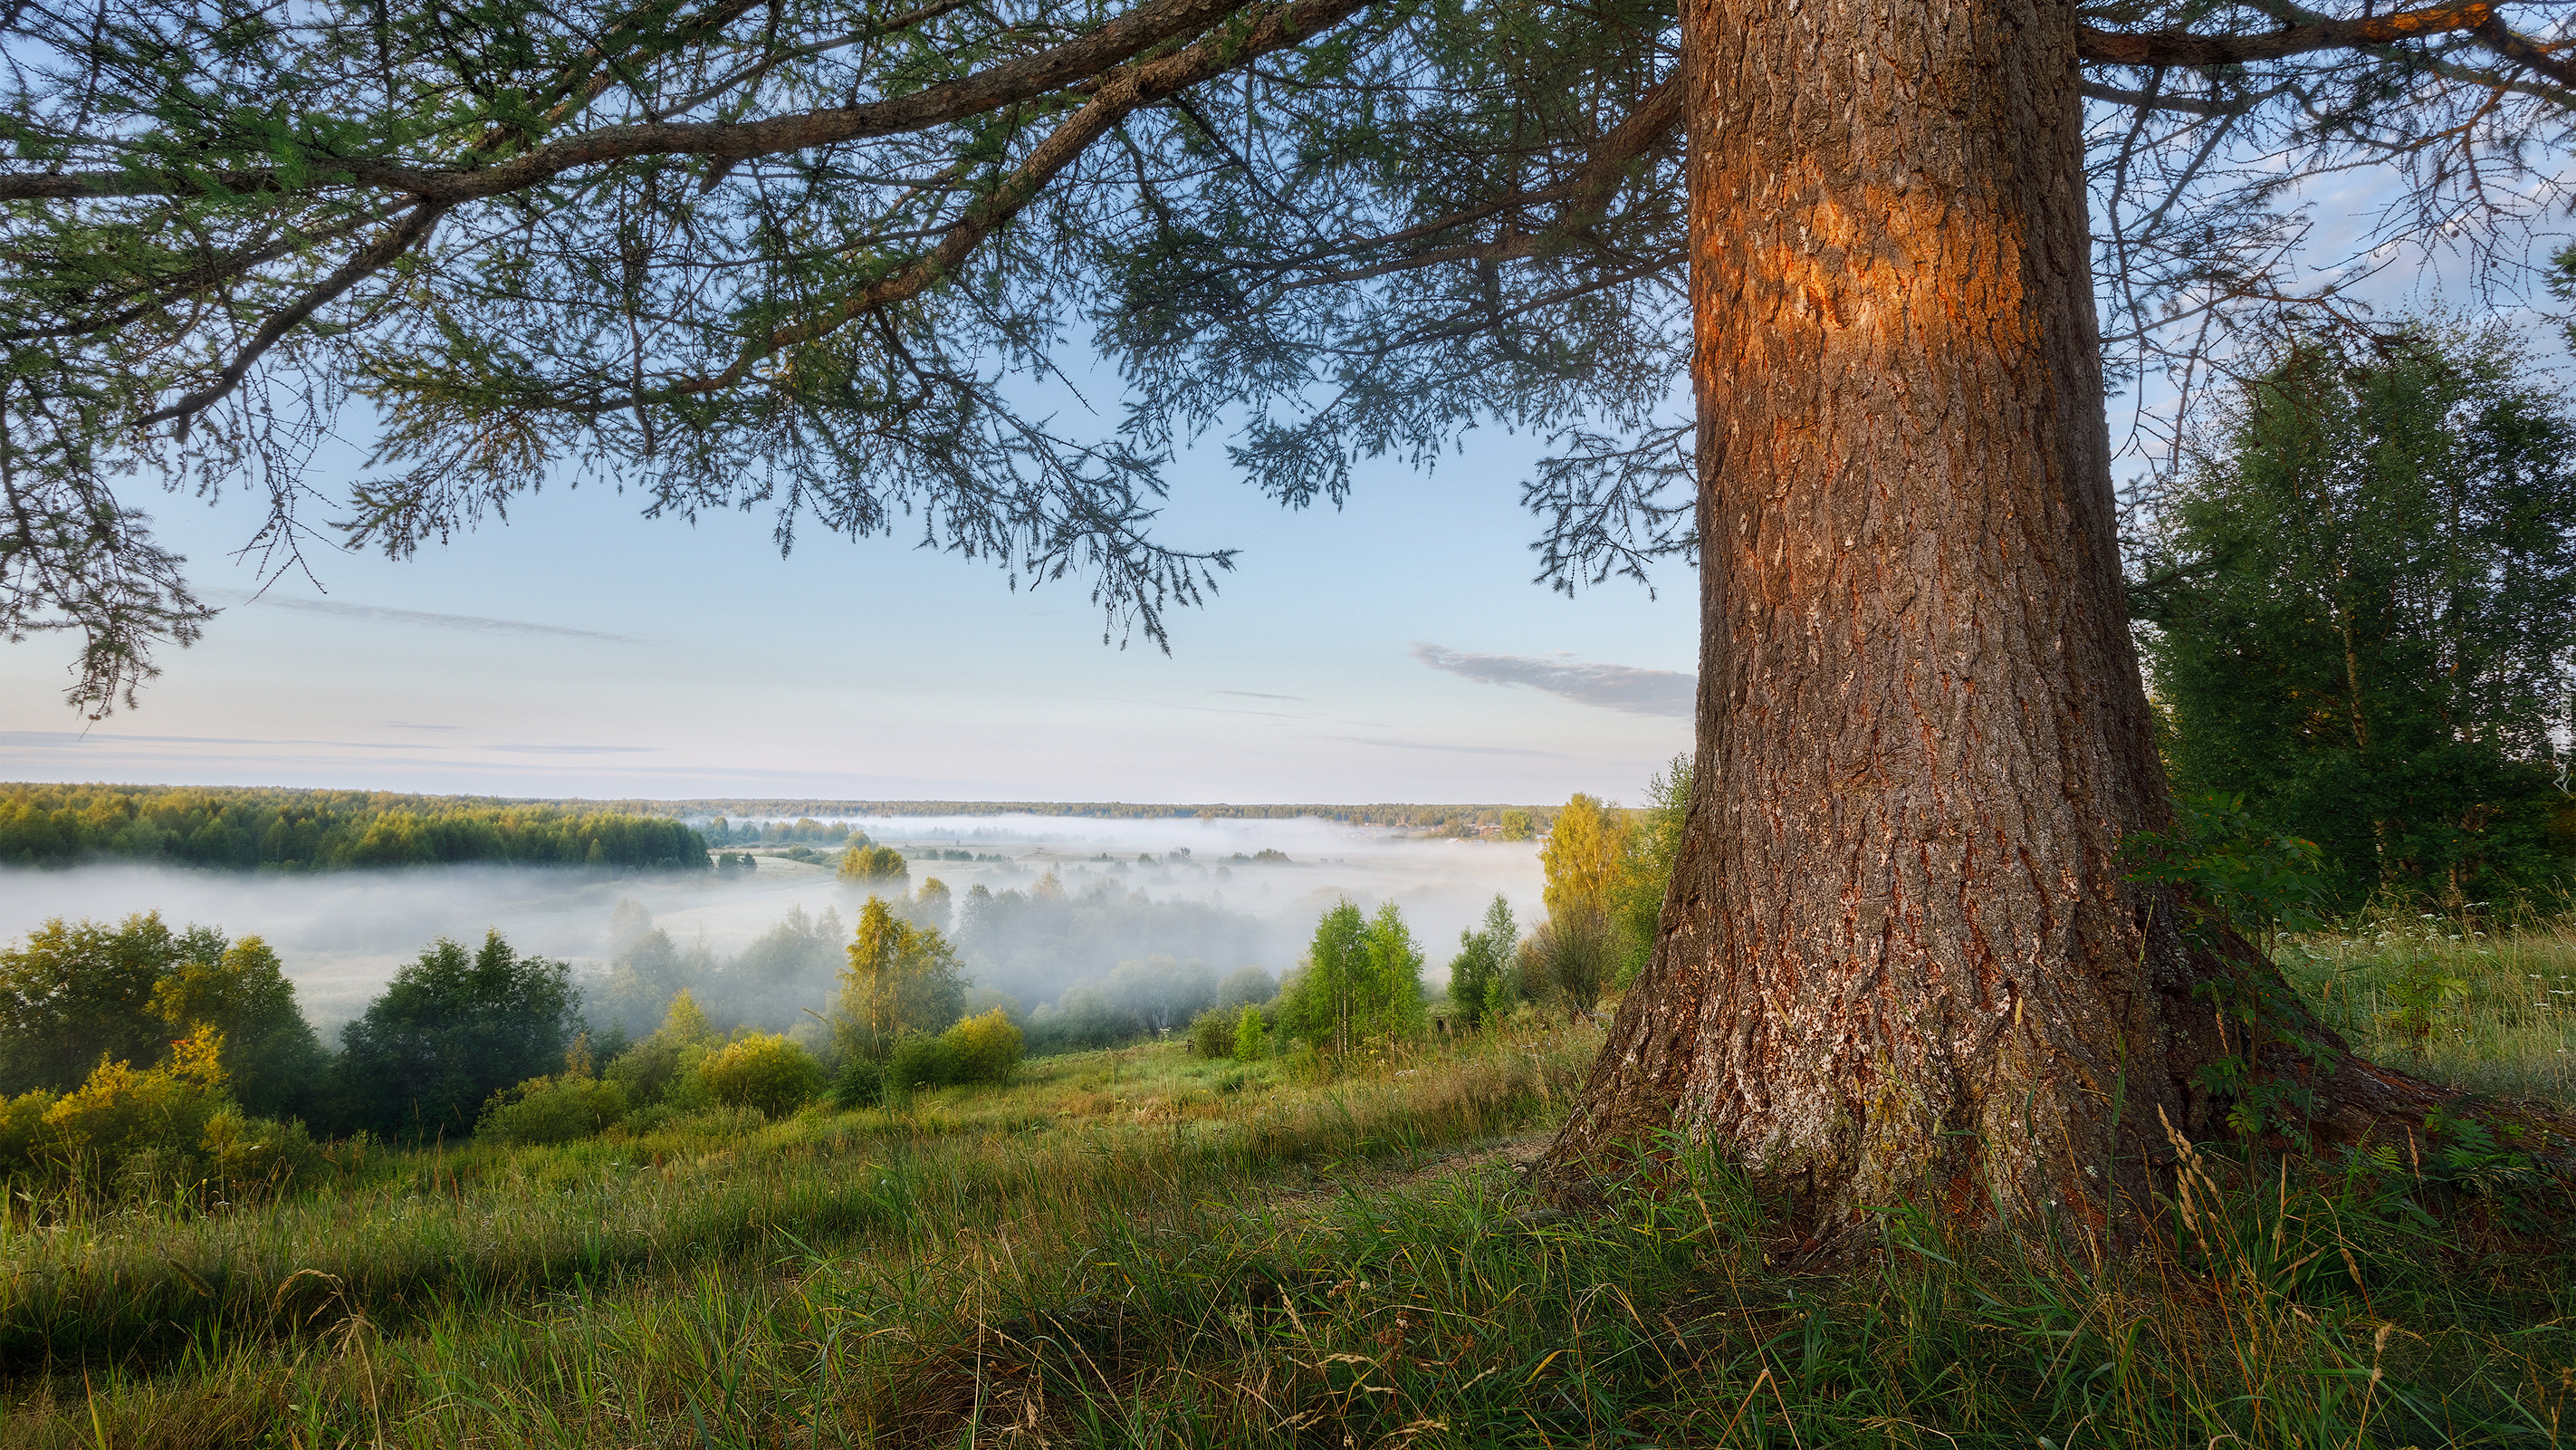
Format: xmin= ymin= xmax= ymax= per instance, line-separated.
xmin=0 ymin=785 xmax=709 ymax=872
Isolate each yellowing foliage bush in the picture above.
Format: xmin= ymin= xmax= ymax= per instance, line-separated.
xmin=694 ymin=1033 xmax=824 ymax=1119
xmin=480 ymin=1074 xmax=632 ymax=1145
xmin=40 ymin=1025 xmax=229 ymax=1186
xmin=942 ymin=1009 xmax=1024 ymax=1085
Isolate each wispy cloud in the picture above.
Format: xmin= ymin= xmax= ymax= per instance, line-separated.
xmin=387 ymin=722 xmax=462 ymax=732
xmin=1410 ymin=644 xmax=1694 ymax=717
xmin=228 ymin=593 xmax=644 ymax=643
xmin=1 ymin=730 xmax=426 ymax=752
xmin=1214 ymin=689 xmax=1306 ymax=702
xmin=1333 ymin=736 xmax=1568 ymax=758
xmin=492 ymin=744 xmax=661 ymax=755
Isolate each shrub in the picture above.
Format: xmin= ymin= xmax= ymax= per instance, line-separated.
xmin=200 ymin=1109 xmax=325 ymax=1196
xmin=943 ymin=1009 xmax=1025 ymax=1084
xmin=694 ymin=1033 xmax=824 ymax=1119
xmin=606 ymin=1030 xmax=713 ymax=1112
xmin=829 ymin=1054 xmax=884 ymax=1109
xmin=1188 ymin=1008 xmax=1233 ymax=1060
xmin=40 ymin=1025 xmax=230 ymax=1187
xmin=0 ymin=1087 xmax=57 ymax=1181
xmin=1233 ymin=1005 xmax=1268 ymax=1061
xmin=886 ymin=1032 xmax=958 ymax=1096
xmin=480 ymin=1074 xmax=631 ymax=1145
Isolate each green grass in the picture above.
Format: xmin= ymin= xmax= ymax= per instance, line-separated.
xmin=2286 ymin=902 xmax=2576 ymax=1102
xmin=4 ymin=919 xmax=2574 ymax=1447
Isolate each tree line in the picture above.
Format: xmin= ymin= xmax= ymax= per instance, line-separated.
xmin=0 ymin=785 xmax=711 ymax=872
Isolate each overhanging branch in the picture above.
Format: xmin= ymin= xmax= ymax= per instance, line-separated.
xmin=2078 ymin=3 xmax=2499 ymax=68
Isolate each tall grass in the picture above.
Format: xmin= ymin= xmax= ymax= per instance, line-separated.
xmin=0 ymin=1025 xmax=1591 ymax=1384
xmin=2286 ymin=900 xmax=2576 ymax=1102
xmin=3 ymin=919 xmax=2573 ymax=1446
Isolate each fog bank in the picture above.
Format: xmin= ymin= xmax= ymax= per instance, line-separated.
xmin=0 ymin=815 xmax=1541 ymax=1035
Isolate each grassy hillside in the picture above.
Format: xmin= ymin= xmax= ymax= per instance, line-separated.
xmin=0 ymin=784 xmax=709 ymax=871
xmin=2 ymin=916 xmax=2573 ymax=1445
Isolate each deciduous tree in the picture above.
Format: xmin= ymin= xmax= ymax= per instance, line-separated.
xmin=834 ymin=898 xmax=969 ymax=1060
xmin=0 ymin=914 xmax=196 ymax=1095
xmin=2134 ymin=322 xmax=2576 ymax=908
xmin=148 ymin=935 xmax=330 ymax=1121
xmin=335 ymin=931 xmax=580 ymax=1139
xmin=1446 ymin=893 xmax=1517 ymax=1031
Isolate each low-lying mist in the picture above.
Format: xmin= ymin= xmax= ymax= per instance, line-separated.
xmin=0 ymin=814 xmax=1541 ymax=1042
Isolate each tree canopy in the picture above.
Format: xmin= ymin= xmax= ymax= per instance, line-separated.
xmin=2135 ymin=321 xmax=2576 ymax=907
xmin=334 ymin=930 xmax=580 ymax=1138
xmin=5 ymin=0 xmax=2572 ymax=712
xmin=833 ymin=896 xmax=970 ymax=1058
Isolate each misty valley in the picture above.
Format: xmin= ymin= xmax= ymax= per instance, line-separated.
xmin=0 ymin=802 xmax=1592 ymax=1165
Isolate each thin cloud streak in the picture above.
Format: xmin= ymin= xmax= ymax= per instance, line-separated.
xmin=3 ymin=730 xmax=426 ymax=752
xmin=227 ymin=592 xmax=645 ymax=643
xmin=1333 ymin=736 xmax=1568 ymax=759
xmin=1410 ymin=644 xmax=1695 ymax=717
xmin=492 ymin=744 xmax=662 ymax=755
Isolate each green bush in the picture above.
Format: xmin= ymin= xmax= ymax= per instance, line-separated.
xmin=1233 ymin=1005 xmax=1268 ymax=1061
xmin=1188 ymin=1007 xmax=1233 ymax=1060
xmin=200 ymin=1109 xmax=325 ymax=1195
xmin=479 ymin=1074 xmax=630 ymax=1145
xmin=886 ymin=1032 xmax=958 ymax=1096
xmin=0 ymin=1087 xmax=56 ymax=1181
xmin=829 ymin=1054 xmax=884 ymax=1109
xmin=942 ymin=1008 xmax=1025 ymax=1084
xmin=694 ymin=1033 xmax=824 ymax=1119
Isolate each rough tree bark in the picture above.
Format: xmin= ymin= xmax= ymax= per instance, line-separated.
xmin=1544 ymin=0 xmax=2448 ymax=1242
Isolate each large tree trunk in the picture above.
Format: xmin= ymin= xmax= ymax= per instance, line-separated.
xmin=1547 ymin=0 xmax=2246 ymax=1241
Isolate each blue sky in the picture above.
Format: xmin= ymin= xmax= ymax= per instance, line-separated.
xmin=4 ymin=149 xmax=2565 ymax=806
xmin=1 ymin=408 xmax=1702 ymax=803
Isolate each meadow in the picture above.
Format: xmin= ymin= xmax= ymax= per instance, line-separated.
xmin=2 ymin=909 xmax=2573 ymax=1448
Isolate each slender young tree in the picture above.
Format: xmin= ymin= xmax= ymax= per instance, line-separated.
xmin=1446 ymin=893 xmax=1517 ymax=1031
xmin=834 ymin=898 xmax=969 ymax=1060
xmin=1360 ymin=900 xmax=1428 ymax=1041
xmin=1282 ymin=898 xmax=1370 ymax=1055
xmin=7 ymin=0 xmax=2574 ymax=1234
